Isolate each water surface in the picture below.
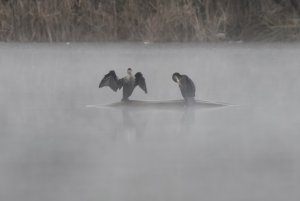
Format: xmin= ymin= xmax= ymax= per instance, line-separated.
xmin=1 ymin=42 xmax=300 ymax=201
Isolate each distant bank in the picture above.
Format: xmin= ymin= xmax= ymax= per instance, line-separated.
xmin=0 ymin=0 xmax=300 ymax=42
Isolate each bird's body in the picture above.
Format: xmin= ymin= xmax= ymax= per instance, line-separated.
xmin=99 ymin=68 xmax=147 ymax=101
xmin=121 ymin=74 xmax=136 ymax=100
xmin=172 ymin=72 xmax=195 ymax=103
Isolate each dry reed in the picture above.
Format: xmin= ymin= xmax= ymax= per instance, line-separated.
xmin=0 ymin=0 xmax=299 ymax=42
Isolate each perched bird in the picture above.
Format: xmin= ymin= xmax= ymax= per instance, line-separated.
xmin=172 ymin=72 xmax=196 ymax=102
xmin=99 ymin=68 xmax=147 ymax=101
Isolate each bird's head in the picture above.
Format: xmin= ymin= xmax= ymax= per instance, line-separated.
xmin=172 ymin=72 xmax=181 ymax=83
xmin=127 ymin=68 xmax=132 ymax=75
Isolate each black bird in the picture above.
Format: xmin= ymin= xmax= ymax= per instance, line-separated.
xmin=172 ymin=72 xmax=195 ymax=102
xmin=99 ymin=68 xmax=147 ymax=101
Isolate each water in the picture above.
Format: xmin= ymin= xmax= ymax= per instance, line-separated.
xmin=1 ymin=42 xmax=300 ymax=201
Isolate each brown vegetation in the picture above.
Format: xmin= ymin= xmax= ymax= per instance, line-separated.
xmin=0 ymin=0 xmax=300 ymax=42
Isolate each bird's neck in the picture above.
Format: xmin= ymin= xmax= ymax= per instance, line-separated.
xmin=125 ymin=74 xmax=134 ymax=81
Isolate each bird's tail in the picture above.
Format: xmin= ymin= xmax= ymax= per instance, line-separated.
xmin=185 ymin=97 xmax=195 ymax=105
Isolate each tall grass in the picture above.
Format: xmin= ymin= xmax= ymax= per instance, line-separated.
xmin=0 ymin=0 xmax=299 ymax=42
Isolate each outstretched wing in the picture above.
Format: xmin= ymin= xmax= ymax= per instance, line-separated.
xmin=99 ymin=70 xmax=123 ymax=92
xmin=134 ymin=72 xmax=147 ymax=93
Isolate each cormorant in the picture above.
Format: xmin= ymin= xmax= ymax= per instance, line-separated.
xmin=99 ymin=68 xmax=147 ymax=101
xmin=172 ymin=72 xmax=195 ymax=102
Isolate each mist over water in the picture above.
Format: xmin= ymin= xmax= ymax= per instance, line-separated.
xmin=1 ymin=42 xmax=300 ymax=201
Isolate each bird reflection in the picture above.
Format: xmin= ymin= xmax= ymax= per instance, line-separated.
xmin=105 ymin=102 xmax=205 ymax=141
xmin=110 ymin=107 xmax=146 ymax=142
xmin=179 ymin=106 xmax=196 ymax=135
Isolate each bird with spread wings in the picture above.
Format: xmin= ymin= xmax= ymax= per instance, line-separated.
xmin=99 ymin=68 xmax=147 ymax=101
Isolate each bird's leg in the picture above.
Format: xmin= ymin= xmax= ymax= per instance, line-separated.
xmin=122 ymin=97 xmax=130 ymax=102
